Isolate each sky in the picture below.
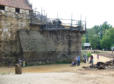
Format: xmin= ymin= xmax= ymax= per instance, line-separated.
xmin=29 ymin=0 xmax=114 ymax=28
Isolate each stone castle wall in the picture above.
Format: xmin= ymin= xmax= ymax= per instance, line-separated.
xmin=0 ymin=6 xmax=30 ymax=40
xmin=18 ymin=29 xmax=82 ymax=65
xmin=0 ymin=5 xmax=83 ymax=66
xmin=0 ymin=6 xmax=30 ymax=66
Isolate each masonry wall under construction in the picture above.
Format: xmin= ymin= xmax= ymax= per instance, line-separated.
xmin=18 ymin=29 xmax=83 ymax=65
xmin=0 ymin=3 xmax=84 ymax=66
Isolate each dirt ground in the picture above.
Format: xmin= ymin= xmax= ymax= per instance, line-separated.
xmin=0 ymin=54 xmax=114 ymax=84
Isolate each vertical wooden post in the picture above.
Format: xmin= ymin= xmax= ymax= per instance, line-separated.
xmin=15 ymin=64 xmax=22 ymax=74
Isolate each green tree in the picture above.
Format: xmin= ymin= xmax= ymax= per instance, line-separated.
xmin=101 ymin=28 xmax=114 ymax=50
xmin=85 ymin=21 xmax=112 ymax=49
xmin=89 ymin=35 xmax=101 ymax=49
xmin=99 ymin=21 xmax=112 ymax=39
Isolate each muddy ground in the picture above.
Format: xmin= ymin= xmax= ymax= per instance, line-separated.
xmin=0 ymin=54 xmax=114 ymax=84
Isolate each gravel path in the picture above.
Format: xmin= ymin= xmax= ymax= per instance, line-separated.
xmin=0 ymin=71 xmax=114 ymax=84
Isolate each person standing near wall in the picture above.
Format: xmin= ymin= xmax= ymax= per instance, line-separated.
xmin=87 ymin=52 xmax=91 ymax=62
xmin=83 ymin=54 xmax=87 ymax=63
xmin=71 ymin=57 xmax=76 ymax=66
xmin=18 ymin=58 xmax=22 ymax=66
xmin=77 ymin=56 xmax=80 ymax=66
xmin=22 ymin=59 xmax=26 ymax=67
xmin=90 ymin=55 xmax=94 ymax=67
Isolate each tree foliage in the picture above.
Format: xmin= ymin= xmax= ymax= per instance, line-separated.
xmin=83 ymin=21 xmax=113 ymax=50
xmin=101 ymin=28 xmax=114 ymax=50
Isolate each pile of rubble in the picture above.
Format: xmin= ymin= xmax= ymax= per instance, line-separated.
xmin=83 ymin=60 xmax=114 ymax=70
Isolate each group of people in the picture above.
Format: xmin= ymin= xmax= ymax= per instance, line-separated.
xmin=72 ymin=56 xmax=81 ymax=66
xmin=72 ymin=52 xmax=94 ymax=67
xmin=18 ymin=58 xmax=26 ymax=67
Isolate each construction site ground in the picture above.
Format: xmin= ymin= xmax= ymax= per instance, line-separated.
xmin=0 ymin=51 xmax=114 ymax=84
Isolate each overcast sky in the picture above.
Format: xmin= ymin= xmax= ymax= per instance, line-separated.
xmin=29 ymin=0 xmax=114 ymax=28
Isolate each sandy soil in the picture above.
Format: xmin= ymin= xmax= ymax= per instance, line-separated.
xmin=0 ymin=54 xmax=114 ymax=84
xmin=92 ymin=54 xmax=112 ymax=64
xmin=0 ymin=70 xmax=114 ymax=84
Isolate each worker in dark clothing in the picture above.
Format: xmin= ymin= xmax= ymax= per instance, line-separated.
xmin=90 ymin=55 xmax=94 ymax=67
